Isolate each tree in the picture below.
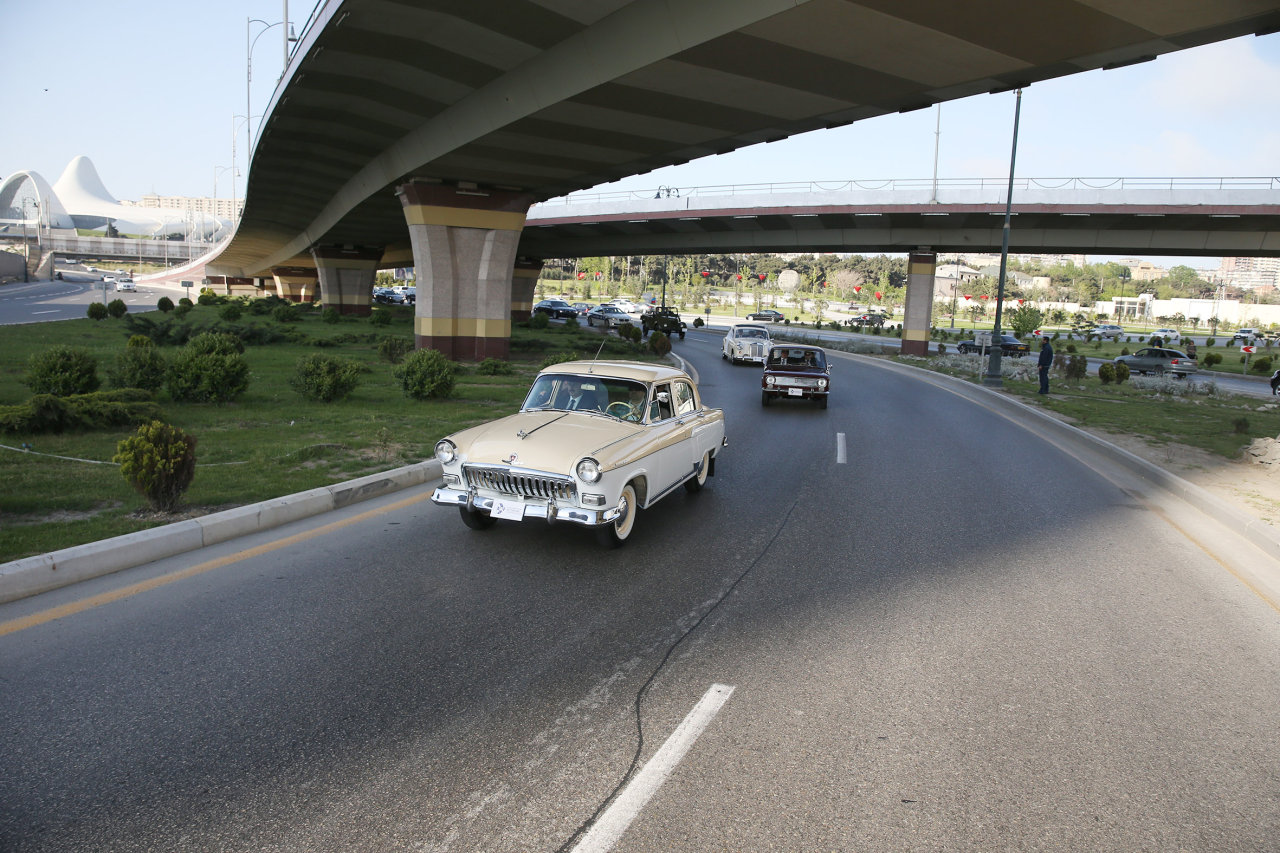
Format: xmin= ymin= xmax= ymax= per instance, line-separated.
xmin=1006 ymin=303 xmax=1044 ymax=337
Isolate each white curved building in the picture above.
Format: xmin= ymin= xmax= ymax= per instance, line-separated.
xmin=0 ymin=156 xmax=229 ymax=240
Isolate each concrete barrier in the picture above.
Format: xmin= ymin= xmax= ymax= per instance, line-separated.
xmin=0 ymin=459 xmax=442 ymax=604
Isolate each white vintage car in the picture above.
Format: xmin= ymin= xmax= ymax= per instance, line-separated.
xmin=722 ymin=323 xmax=772 ymax=364
xmin=432 ymin=361 xmax=727 ymax=547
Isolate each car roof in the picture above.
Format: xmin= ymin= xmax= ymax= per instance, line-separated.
xmin=539 ymin=360 xmax=692 ymax=384
xmin=730 ymin=323 xmax=769 ymax=331
xmin=768 ymin=343 xmax=824 ymax=352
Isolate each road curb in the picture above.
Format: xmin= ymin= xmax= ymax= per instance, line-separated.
xmin=0 ymin=460 xmax=443 ymax=604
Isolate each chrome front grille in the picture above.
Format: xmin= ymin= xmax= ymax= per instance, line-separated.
xmin=750 ymin=342 xmax=765 ymax=358
xmin=776 ymin=376 xmax=820 ymax=387
xmin=464 ymin=465 xmax=576 ymax=501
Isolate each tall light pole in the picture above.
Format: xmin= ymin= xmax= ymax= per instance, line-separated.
xmin=983 ymin=88 xmax=1023 ymax=388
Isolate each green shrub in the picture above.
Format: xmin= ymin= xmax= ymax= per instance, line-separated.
xmin=127 ymin=335 xmax=152 ymax=349
xmin=1206 ymin=338 xmax=1215 ymax=347
xmin=370 ymin=308 xmax=393 ymax=326
xmin=378 ymin=336 xmax=414 ymax=364
xmin=108 ymin=345 xmax=167 ymax=392
xmin=290 ymin=354 xmax=362 ymax=402
xmin=693 ymin=317 xmax=704 ymax=328
xmin=1233 ymin=416 xmax=1250 ymax=434
xmin=113 ymin=421 xmax=197 ymax=511
xmin=1203 ymin=352 xmax=1222 ymax=367
xmin=1098 ymin=362 xmax=1116 ymax=384
xmin=0 ymin=389 xmax=161 ymax=435
xmin=272 ymin=302 xmax=299 ymax=323
xmin=157 ymin=296 xmax=174 ymax=313
xmin=322 ymin=307 xmax=342 ymax=324
xmin=477 ymin=357 xmax=514 ymax=375
xmin=87 ymin=302 xmax=109 ymax=321
xmin=24 ymin=346 xmax=100 ymax=396
xmin=1062 ymin=354 xmax=1088 ymax=381
xmin=1114 ymin=361 xmax=1130 ymax=383
xmin=219 ymin=304 xmax=243 ymax=322
xmin=539 ymin=351 xmax=581 ymax=370
xmin=394 ymin=348 xmax=457 ymax=400
xmin=167 ymin=335 xmax=250 ymax=403
xmin=1251 ymin=356 xmax=1273 ymax=375
xmin=1120 ymin=347 xmax=1130 ymax=356
xmin=178 ymin=297 xmax=194 ymax=307
xmin=529 ymin=312 xmax=550 ymax=330
xmin=173 ymin=303 xmax=193 ymax=319
xmin=648 ymin=331 xmax=671 ymax=357
xmin=106 ymin=299 xmax=128 ymax=319
xmin=197 ymin=291 xmax=223 ymax=306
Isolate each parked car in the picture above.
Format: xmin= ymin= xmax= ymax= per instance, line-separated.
xmin=1151 ymin=328 xmax=1181 ymax=344
xmin=534 ymin=298 xmax=579 ymax=320
xmin=761 ymin=344 xmax=831 ymax=409
xmin=402 ymin=287 xmax=416 ymax=305
xmin=956 ymin=334 xmax=1030 ymax=357
xmin=431 ymin=360 xmax=727 ymax=547
xmin=1113 ymin=347 xmax=1198 ymax=377
xmin=1230 ymin=328 xmax=1266 ymax=345
xmin=1093 ymin=324 xmax=1124 ymax=340
xmin=722 ymin=323 xmax=772 ymax=364
xmin=586 ymin=304 xmax=634 ymax=328
xmin=373 ymin=287 xmax=402 ymax=304
xmin=640 ymin=306 xmax=686 ymax=339
xmin=608 ymin=299 xmax=641 ymax=314
xmin=850 ymin=313 xmax=886 ymax=327
xmin=745 ymin=309 xmax=784 ymax=322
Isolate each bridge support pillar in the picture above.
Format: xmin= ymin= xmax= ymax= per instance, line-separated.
xmin=901 ymin=250 xmax=937 ymax=357
xmin=512 ymin=259 xmax=542 ymax=323
xmin=312 ymin=247 xmax=380 ymax=316
xmin=396 ymin=182 xmax=532 ymax=360
xmin=271 ymin=266 xmax=319 ymax=303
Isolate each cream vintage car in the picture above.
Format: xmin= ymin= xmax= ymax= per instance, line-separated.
xmin=722 ymin=323 xmax=772 ymax=364
xmin=431 ymin=360 xmax=727 ymax=547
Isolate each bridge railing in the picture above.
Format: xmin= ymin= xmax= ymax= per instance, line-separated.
xmin=536 ymin=176 xmax=1280 ymax=207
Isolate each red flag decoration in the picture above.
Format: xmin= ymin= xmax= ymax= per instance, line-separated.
xmin=1017 ymin=299 xmax=1024 ymax=305
xmin=701 ymin=271 xmax=709 ymax=277
xmin=980 ymin=295 xmax=989 ymax=300
xmin=821 ymin=281 xmax=827 ymax=288
xmin=963 ymin=294 xmax=971 ymax=300
xmin=758 ymin=274 xmax=766 ymax=281
xmin=577 ymin=272 xmax=586 ymax=279
xmin=595 ymin=271 xmax=603 ymax=279
xmin=874 ymin=291 xmax=882 ymax=300
xmin=736 ymin=274 xmax=742 ymax=280
xmin=854 ymin=286 xmax=862 ymax=293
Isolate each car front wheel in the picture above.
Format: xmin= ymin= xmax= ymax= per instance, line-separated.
xmin=597 ymin=482 xmax=638 ymax=548
xmin=459 ymin=506 xmax=495 ymax=530
xmin=685 ymin=451 xmax=710 ymax=493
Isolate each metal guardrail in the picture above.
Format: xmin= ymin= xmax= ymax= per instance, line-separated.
xmin=535 ymin=177 xmax=1280 ymax=207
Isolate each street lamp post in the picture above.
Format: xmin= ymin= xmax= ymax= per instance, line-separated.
xmin=983 ymin=88 xmax=1024 ymax=388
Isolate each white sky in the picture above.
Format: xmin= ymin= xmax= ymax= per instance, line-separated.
xmin=4 ymin=2 xmax=1278 ymax=270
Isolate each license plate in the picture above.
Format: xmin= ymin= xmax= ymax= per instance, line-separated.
xmin=490 ymin=499 xmax=525 ymax=520
xmin=788 ymin=388 xmax=803 ymax=396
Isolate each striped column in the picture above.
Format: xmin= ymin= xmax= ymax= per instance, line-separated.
xmin=270 ymin=265 xmax=319 ymax=303
xmin=312 ymin=247 xmax=380 ymax=316
xmin=901 ymin=250 xmax=937 ymax=357
xmin=397 ymin=182 xmax=533 ymax=360
xmin=512 ymin=259 xmax=543 ymax=322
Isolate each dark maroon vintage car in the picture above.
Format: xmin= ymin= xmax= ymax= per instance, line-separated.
xmin=761 ymin=344 xmax=830 ymax=409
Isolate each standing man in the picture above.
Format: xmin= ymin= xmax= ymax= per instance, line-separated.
xmin=1038 ymin=335 xmax=1054 ymax=395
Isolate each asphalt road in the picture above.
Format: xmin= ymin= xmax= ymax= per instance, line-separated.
xmin=2 ymin=333 xmax=1279 ymax=852
xmin=0 ymin=274 xmax=163 ymax=325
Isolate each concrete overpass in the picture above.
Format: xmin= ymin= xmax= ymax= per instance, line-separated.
xmin=199 ymin=0 xmax=1280 ymax=358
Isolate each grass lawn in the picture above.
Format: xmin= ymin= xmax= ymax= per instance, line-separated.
xmin=0 ymin=301 xmax=653 ymax=562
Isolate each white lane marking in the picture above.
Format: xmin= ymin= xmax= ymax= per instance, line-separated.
xmin=31 ymin=310 xmax=60 ymax=315
xmin=836 ymin=432 xmax=847 ymax=464
xmin=572 ymin=683 xmax=736 ymax=853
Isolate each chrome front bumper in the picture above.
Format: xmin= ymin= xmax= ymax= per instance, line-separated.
xmin=431 ymin=487 xmax=623 ymax=527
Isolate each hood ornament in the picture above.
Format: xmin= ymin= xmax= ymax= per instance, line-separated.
xmin=504 ymin=453 xmax=518 ymax=464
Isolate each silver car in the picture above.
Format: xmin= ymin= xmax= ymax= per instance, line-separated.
xmin=722 ymin=323 xmax=772 ymax=364
xmin=1113 ymin=347 xmax=1198 ymax=377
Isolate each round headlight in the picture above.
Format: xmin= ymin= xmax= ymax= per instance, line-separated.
xmin=766 ymin=375 xmax=776 ymax=386
xmin=818 ymin=378 xmax=828 ymax=388
xmin=576 ymin=457 xmax=602 ymax=483
xmin=435 ymin=439 xmax=457 ymax=464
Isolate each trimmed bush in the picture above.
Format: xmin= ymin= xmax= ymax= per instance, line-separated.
xmin=477 ymin=357 xmax=514 ymax=375
xmin=157 ymin=296 xmax=175 ymax=313
xmin=173 ymin=303 xmax=193 ymax=319
xmin=394 ymin=348 xmax=457 ymax=400
xmin=107 ymin=299 xmax=128 ymax=319
xmin=378 ymin=336 xmax=414 ymax=364
xmin=1203 ymin=352 xmax=1223 ymax=367
xmin=529 ymin=311 xmax=550 ymax=330
xmin=0 ymin=389 xmax=161 ymax=435
xmin=24 ymin=346 xmax=100 ymax=396
xmin=113 ymin=421 xmax=197 ymax=512
xmin=86 ymin=302 xmax=109 ymax=321
xmin=1114 ymin=361 xmax=1130 ymax=383
xmin=108 ymin=344 xmax=167 ymax=392
xmin=648 ymin=330 xmax=671 ymax=357
xmin=321 ymin=306 xmax=342 ymax=324
xmin=197 ymin=291 xmax=223 ymax=306
xmin=370 ymin=308 xmax=393 ymax=326
xmin=219 ymin=304 xmax=243 ymax=322
xmin=290 ymin=354 xmax=362 ymax=402
xmin=539 ymin=351 xmax=581 ymax=370
xmin=1098 ymin=362 xmax=1116 ymax=384
xmin=166 ymin=334 xmax=250 ymax=403
xmin=1250 ymin=355 xmax=1273 ymax=375
xmin=272 ymin=302 xmax=299 ymax=323
xmin=693 ymin=317 xmax=705 ymax=328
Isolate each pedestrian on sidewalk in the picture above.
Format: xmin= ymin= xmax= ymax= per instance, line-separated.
xmin=1038 ymin=336 xmax=1054 ymax=395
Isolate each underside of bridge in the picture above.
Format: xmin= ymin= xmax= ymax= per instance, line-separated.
xmin=205 ymin=0 xmax=1280 ymax=358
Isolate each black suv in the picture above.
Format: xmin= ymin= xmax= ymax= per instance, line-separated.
xmin=641 ymin=306 xmax=687 ymax=339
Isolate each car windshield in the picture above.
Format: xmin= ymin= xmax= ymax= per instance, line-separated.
xmin=522 ymin=374 xmax=650 ymax=422
xmin=768 ymin=348 xmax=825 ymax=369
xmin=737 ymin=328 xmax=768 ymax=339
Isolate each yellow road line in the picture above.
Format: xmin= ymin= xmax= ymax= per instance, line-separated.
xmin=1 ymin=491 xmax=432 ymax=637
